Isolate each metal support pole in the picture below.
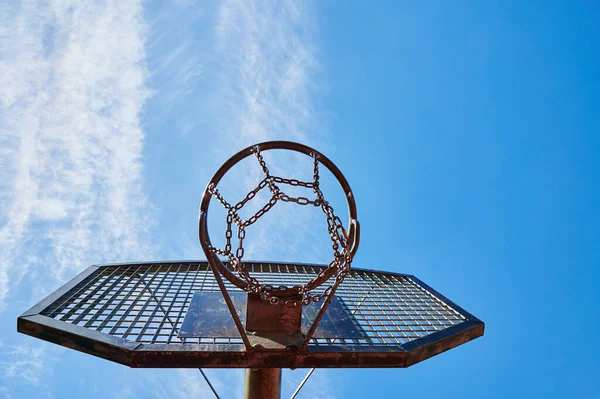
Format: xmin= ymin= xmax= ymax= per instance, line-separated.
xmin=244 ymin=368 xmax=281 ymax=399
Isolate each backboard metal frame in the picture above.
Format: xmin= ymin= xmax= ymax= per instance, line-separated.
xmin=17 ymin=261 xmax=484 ymax=369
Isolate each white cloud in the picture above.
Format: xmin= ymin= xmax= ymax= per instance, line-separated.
xmin=0 ymin=0 xmax=154 ymax=308
xmin=206 ymin=0 xmax=337 ymax=266
xmin=0 ymin=0 xmax=154 ymax=393
xmin=110 ymin=368 xmax=242 ymax=399
xmin=213 ymin=0 xmax=323 ymax=148
xmin=0 ymin=341 xmax=54 ymax=394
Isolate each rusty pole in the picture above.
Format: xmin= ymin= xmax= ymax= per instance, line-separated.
xmin=244 ymin=368 xmax=281 ymax=399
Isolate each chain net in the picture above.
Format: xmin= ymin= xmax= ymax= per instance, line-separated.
xmin=207 ymin=145 xmax=353 ymax=305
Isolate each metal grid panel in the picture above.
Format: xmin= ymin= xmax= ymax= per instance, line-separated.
xmin=40 ymin=262 xmax=465 ymax=348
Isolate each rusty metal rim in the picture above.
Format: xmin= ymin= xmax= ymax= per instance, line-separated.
xmin=198 ymin=141 xmax=360 ymax=295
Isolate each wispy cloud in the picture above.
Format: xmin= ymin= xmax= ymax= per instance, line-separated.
xmin=206 ymin=0 xmax=336 ymax=266
xmin=0 ymin=0 xmax=154 ymax=308
xmin=142 ymin=0 xmax=205 ymax=138
xmin=110 ymin=368 xmax=243 ymax=399
xmin=0 ymin=0 xmax=153 ymax=393
xmin=0 ymin=341 xmax=53 ymax=395
xmin=213 ymin=0 xmax=323 ymax=148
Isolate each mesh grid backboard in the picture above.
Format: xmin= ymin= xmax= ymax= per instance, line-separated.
xmin=18 ymin=261 xmax=484 ymax=368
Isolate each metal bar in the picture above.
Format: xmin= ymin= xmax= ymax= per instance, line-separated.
xmin=93 ymin=264 xmax=157 ymax=330
xmin=137 ymin=277 xmax=178 ymax=334
xmin=289 ymin=368 xmax=314 ymax=399
xmin=290 ymin=288 xmax=375 ymax=399
xmin=17 ymin=314 xmax=135 ymax=366
xmin=117 ymin=263 xmax=170 ymax=338
xmin=206 ymin=251 xmax=253 ymax=351
xmin=76 ymin=260 xmax=415 ymax=278
xmin=199 ymin=369 xmax=221 ymax=399
xmin=123 ymin=263 xmax=180 ymax=340
xmin=108 ymin=264 xmax=165 ymax=335
xmin=244 ymin=368 xmax=281 ymax=399
xmin=151 ymin=264 xmax=193 ymax=343
xmin=124 ymin=345 xmax=413 ymax=369
xmin=300 ymin=274 xmax=344 ymax=351
xmin=167 ymin=263 xmax=202 ymax=344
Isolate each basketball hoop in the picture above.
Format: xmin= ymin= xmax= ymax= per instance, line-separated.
xmin=199 ymin=141 xmax=359 ymax=306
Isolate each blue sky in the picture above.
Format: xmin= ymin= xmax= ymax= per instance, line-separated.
xmin=1 ymin=0 xmax=599 ymax=398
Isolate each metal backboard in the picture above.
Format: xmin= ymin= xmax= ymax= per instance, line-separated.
xmin=178 ymin=292 xmax=361 ymax=339
xmin=18 ymin=261 xmax=484 ymax=368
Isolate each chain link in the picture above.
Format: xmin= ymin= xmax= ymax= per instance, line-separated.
xmin=208 ymin=146 xmax=353 ymax=306
xmin=225 ymin=212 xmax=233 ymax=253
xmin=272 ymin=176 xmax=315 ymax=188
xmin=278 ymin=193 xmax=322 ymax=206
xmin=245 ymin=195 xmax=278 ymax=227
xmin=209 ymin=184 xmax=232 ymax=209
xmin=232 ymin=178 xmax=269 ymax=211
xmin=252 ymin=146 xmax=281 ymax=196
